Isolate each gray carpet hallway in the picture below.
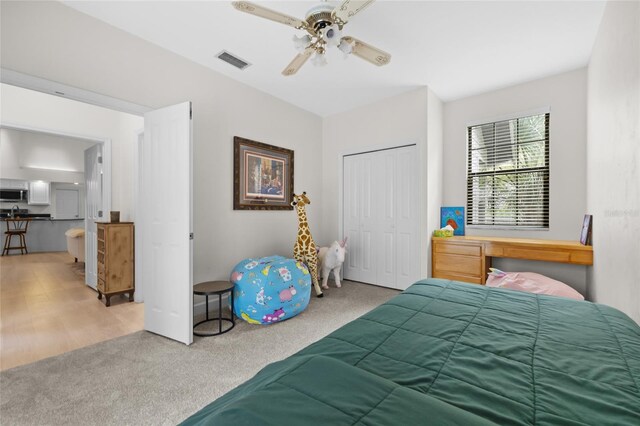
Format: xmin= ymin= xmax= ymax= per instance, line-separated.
xmin=0 ymin=281 xmax=398 ymax=425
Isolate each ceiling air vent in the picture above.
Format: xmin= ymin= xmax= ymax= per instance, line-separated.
xmin=216 ymin=50 xmax=251 ymax=70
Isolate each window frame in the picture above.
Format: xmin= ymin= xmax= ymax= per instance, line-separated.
xmin=465 ymin=108 xmax=550 ymax=231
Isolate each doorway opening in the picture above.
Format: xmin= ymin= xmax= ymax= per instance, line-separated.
xmin=0 ymin=83 xmax=145 ymax=370
xmin=1 ymin=71 xmax=195 ymax=366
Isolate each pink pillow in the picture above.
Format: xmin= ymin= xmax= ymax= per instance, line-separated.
xmin=486 ymin=270 xmax=584 ymax=300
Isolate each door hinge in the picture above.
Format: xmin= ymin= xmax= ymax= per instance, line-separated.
xmin=189 ymin=233 xmax=194 ymax=240
xmin=98 ymin=156 xmax=103 ymax=164
xmin=189 ymin=106 xmax=192 ymax=120
xmin=98 ymin=210 xmax=103 ymax=218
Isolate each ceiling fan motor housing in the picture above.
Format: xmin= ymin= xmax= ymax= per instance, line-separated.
xmin=305 ymin=3 xmax=337 ymax=31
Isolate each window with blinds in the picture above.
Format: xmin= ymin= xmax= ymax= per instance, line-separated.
xmin=467 ymin=112 xmax=549 ymax=228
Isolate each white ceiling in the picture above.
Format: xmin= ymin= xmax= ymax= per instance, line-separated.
xmin=62 ymin=1 xmax=606 ymax=116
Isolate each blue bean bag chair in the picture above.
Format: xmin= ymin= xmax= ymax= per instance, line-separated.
xmin=231 ymin=255 xmax=311 ymax=325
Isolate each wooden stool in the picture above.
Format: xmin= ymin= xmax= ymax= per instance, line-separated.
xmin=2 ymin=218 xmax=31 ymax=256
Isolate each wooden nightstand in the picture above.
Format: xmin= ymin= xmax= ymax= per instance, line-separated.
xmin=432 ymin=238 xmax=489 ymax=284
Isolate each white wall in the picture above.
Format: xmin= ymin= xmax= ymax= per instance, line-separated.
xmin=587 ymin=0 xmax=640 ymax=323
xmin=0 ymin=127 xmax=91 ymax=183
xmin=0 ymin=1 xmax=323 ymax=283
xmin=427 ymin=89 xmax=444 ymax=276
xmin=1 ymin=127 xmax=94 ymax=174
xmin=443 ymin=68 xmax=589 ymax=294
xmin=322 ymin=87 xmax=443 ymax=278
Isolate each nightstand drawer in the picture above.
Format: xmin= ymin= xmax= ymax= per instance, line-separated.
xmin=434 ymin=253 xmax=482 ymax=277
xmin=434 ymin=272 xmax=483 ymax=285
xmin=435 ymin=242 xmax=481 ymax=257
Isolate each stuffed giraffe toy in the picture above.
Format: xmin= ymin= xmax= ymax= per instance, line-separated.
xmin=291 ymin=192 xmax=323 ymax=298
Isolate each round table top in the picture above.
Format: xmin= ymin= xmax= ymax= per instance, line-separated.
xmin=194 ymin=280 xmax=234 ymax=295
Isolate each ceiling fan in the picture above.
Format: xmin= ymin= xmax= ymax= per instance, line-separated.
xmin=231 ymin=0 xmax=391 ymax=76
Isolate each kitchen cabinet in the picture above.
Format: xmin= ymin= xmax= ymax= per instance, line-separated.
xmin=0 ymin=179 xmax=28 ymax=190
xmin=28 ymin=181 xmax=51 ymax=205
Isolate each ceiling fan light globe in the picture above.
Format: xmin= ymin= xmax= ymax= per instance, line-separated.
xmin=292 ymin=34 xmax=312 ymax=52
xmin=311 ymin=52 xmax=328 ymax=67
xmin=338 ymin=39 xmax=353 ymax=55
xmin=322 ymin=24 xmax=342 ymax=46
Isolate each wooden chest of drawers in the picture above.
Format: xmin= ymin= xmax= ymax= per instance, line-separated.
xmin=432 ymin=238 xmax=490 ymax=284
xmin=97 ymin=222 xmax=134 ymax=306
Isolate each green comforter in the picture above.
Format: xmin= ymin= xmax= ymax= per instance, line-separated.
xmin=182 ymin=279 xmax=640 ymax=425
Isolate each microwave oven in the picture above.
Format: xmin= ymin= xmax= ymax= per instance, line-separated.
xmin=0 ymin=189 xmax=27 ymax=202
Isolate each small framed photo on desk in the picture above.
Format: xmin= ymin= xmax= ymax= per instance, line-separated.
xmin=580 ymin=214 xmax=593 ymax=245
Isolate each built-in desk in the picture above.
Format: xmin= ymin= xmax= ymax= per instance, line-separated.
xmin=432 ymin=236 xmax=593 ymax=285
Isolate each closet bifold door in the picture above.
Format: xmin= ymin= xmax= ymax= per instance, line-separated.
xmin=343 ymin=154 xmax=360 ymax=282
xmin=342 ymin=145 xmax=418 ymax=290
xmin=343 ymin=153 xmax=376 ymax=284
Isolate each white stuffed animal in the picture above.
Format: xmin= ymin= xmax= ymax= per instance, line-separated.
xmin=318 ymin=238 xmax=348 ymax=289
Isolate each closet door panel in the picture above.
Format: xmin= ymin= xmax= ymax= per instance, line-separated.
xmin=397 ymin=232 xmax=412 ymax=285
xmin=396 ymin=146 xmax=419 ymax=290
xmin=343 ymin=155 xmax=361 ymax=280
xmin=377 ymin=150 xmax=397 ymax=288
xmin=358 ymin=154 xmax=377 ymax=284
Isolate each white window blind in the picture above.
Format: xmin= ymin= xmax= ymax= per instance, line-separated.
xmin=467 ymin=113 xmax=549 ymax=228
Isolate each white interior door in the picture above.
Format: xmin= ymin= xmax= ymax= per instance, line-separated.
xmin=56 ymin=189 xmax=80 ymax=219
xmin=84 ymin=144 xmax=103 ymax=289
xmin=141 ymin=102 xmax=193 ymax=345
xmin=134 ymin=131 xmax=144 ymax=303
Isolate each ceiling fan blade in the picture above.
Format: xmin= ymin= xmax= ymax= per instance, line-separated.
xmin=282 ymin=48 xmax=314 ymax=76
xmin=342 ymin=36 xmax=391 ymax=66
xmin=332 ymin=0 xmax=376 ymax=25
xmin=232 ymin=1 xmax=307 ymax=30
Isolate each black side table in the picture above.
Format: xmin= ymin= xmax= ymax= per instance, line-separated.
xmin=193 ymin=281 xmax=235 ymax=337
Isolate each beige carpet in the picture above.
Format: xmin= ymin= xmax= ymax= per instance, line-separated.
xmin=0 ymin=281 xmax=398 ymax=425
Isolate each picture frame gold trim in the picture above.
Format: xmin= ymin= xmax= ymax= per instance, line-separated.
xmin=233 ymin=136 xmax=294 ymax=210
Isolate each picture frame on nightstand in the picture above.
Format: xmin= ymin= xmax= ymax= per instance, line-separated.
xmin=580 ymin=214 xmax=593 ymax=245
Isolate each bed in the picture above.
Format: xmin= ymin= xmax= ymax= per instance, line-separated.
xmin=181 ymin=279 xmax=640 ymax=425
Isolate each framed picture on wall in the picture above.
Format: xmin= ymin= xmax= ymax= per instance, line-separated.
xmin=580 ymin=214 xmax=593 ymax=245
xmin=441 ymin=207 xmax=465 ymax=236
xmin=234 ymin=136 xmax=294 ymax=210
